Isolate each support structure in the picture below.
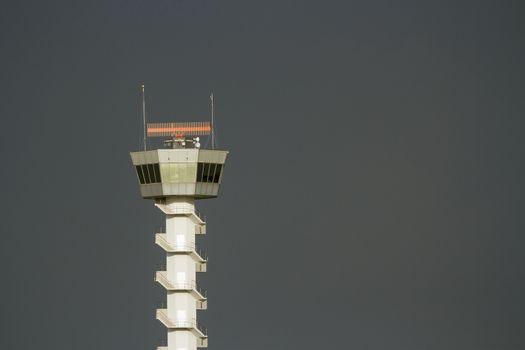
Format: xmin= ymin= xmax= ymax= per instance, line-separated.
xmin=130 ymin=146 xmax=228 ymax=350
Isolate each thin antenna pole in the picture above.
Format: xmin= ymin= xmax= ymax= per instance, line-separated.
xmin=142 ymin=84 xmax=147 ymax=151
xmin=210 ymin=92 xmax=215 ymax=149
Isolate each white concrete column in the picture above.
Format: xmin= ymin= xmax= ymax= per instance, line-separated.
xmin=161 ymin=197 xmax=200 ymax=350
xmin=168 ymin=329 xmax=197 ymax=350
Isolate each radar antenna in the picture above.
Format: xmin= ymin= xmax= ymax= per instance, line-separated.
xmin=210 ymin=92 xmax=215 ymax=149
xmin=141 ymin=84 xmax=147 ymax=151
xmin=147 ymin=121 xmax=212 ymax=149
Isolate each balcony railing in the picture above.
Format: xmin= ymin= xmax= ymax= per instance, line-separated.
xmin=155 ymin=309 xmax=208 ymax=336
xmin=197 ymin=322 xmax=208 ymax=336
xmin=153 ymin=202 xmax=207 ymax=223
xmin=155 ymin=233 xmax=208 ymax=261
xmin=154 ymin=271 xmax=207 ymax=298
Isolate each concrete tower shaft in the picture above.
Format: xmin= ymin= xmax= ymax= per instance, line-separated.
xmin=130 ymin=148 xmax=228 ymax=350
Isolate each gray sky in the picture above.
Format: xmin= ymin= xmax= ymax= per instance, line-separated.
xmin=1 ymin=1 xmax=524 ymax=349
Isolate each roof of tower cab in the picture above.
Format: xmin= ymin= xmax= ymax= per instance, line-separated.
xmin=130 ymin=148 xmax=229 ymax=199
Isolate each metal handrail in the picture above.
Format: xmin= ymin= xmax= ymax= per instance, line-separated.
xmin=157 ymin=236 xmax=194 ymax=251
xmin=196 ymin=322 xmax=207 ymax=335
xmin=196 ymin=248 xmax=208 ymax=260
xmin=194 ymin=210 xmax=206 ymax=223
xmin=156 ymin=224 xmax=206 ymax=235
xmin=155 ymin=270 xmax=207 ymax=298
xmin=172 ymin=320 xmax=194 ymax=328
xmin=156 ymin=309 xmax=208 ymax=335
xmin=155 ymin=272 xmax=207 ymax=297
xmin=194 ymin=283 xmax=207 ymax=297
xmin=155 ymin=234 xmax=208 ymax=260
xmin=152 ymin=206 xmax=206 ymax=223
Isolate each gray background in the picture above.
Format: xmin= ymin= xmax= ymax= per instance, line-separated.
xmin=1 ymin=0 xmax=524 ymax=349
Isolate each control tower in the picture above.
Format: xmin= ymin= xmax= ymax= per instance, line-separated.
xmin=130 ymin=120 xmax=228 ymax=350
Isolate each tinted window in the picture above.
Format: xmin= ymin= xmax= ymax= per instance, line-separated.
xmin=197 ymin=163 xmax=204 ymax=182
xmin=141 ymin=165 xmax=151 ymax=183
xmin=196 ymin=162 xmax=222 ymax=183
xmin=202 ymin=163 xmax=211 ymax=182
xmin=209 ymin=164 xmax=218 ymax=183
xmin=153 ymin=163 xmax=161 ymax=182
xmin=136 ymin=165 xmax=145 ymax=184
xmin=213 ymin=164 xmax=222 ymax=183
xmin=147 ymin=164 xmax=155 ymax=183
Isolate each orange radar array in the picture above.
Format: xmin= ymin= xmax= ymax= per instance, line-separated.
xmin=147 ymin=122 xmax=211 ymax=138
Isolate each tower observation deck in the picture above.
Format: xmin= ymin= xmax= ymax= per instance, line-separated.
xmin=130 ymin=121 xmax=228 ymax=350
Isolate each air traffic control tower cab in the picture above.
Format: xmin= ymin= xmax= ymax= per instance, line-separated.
xmin=131 ymin=121 xmax=228 ymax=199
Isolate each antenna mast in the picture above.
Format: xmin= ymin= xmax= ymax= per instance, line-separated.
xmin=142 ymin=84 xmax=147 ymax=151
xmin=210 ymin=92 xmax=215 ymax=149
